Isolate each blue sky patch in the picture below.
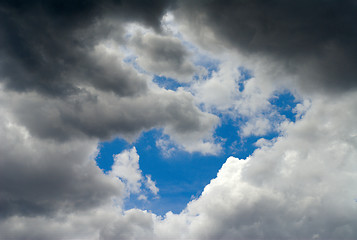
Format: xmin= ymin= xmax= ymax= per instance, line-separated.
xmin=269 ymin=90 xmax=300 ymax=122
xmin=237 ymin=66 xmax=254 ymax=92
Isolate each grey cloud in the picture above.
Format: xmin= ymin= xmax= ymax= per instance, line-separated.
xmin=100 ymin=209 xmax=155 ymax=240
xmin=175 ymin=0 xmax=357 ymax=93
xmin=6 ymin=87 xmax=219 ymax=153
xmin=0 ymin=0 xmax=172 ymax=97
xmin=131 ymin=32 xmax=196 ymax=82
xmin=0 ymin=111 xmax=124 ymax=218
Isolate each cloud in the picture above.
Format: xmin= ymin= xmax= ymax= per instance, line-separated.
xmin=110 ymin=147 xmax=143 ymax=194
xmin=0 ymin=105 xmax=124 ymax=218
xmin=100 ymin=209 xmax=155 ymax=240
xmin=110 ymin=147 xmax=159 ymax=196
xmin=130 ymin=31 xmax=197 ymax=82
xmin=240 ymin=117 xmax=271 ymax=137
xmin=145 ymin=175 xmax=159 ymax=195
xmin=0 ymin=0 xmax=172 ymax=97
xmin=0 ymin=89 xmax=356 ymax=239
xmin=191 ymin=61 xmax=286 ymax=138
xmin=175 ymin=0 xmax=357 ymax=93
xmin=0 ymin=0 xmax=221 ymax=153
xmin=4 ymin=85 xmax=219 ymax=153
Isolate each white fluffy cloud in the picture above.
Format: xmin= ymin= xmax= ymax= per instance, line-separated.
xmin=110 ymin=147 xmax=143 ymax=194
xmin=145 ymin=175 xmax=159 ymax=195
xmin=110 ymin=147 xmax=159 ymax=196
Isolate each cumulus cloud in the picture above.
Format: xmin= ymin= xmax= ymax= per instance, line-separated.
xmin=191 ymin=61 xmax=286 ymax=138
xmin=110 ymin=147 xmax=143 ymax=194
xmin=110 ymin=147 xmax=159 ymax=196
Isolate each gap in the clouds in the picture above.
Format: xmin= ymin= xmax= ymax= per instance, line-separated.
xmin=215 ymin=115 xmax=278 ymax=158
xmin=96 ymin=138 xmax=130 ymax=173
xmin=269 ymin=90 xmax=300 ymax=122
xmin=194 ymin=57 xmax=220 ymax=80
xmin=95 ymin=129 xmax=228 ymax=215
xmin=95 ymin=127 xmax=277 ymax=216
xmin=95 ymin=90 xmax=302 ymax=216
xmin=237 ymin=66 xmax=254 ymax=92
xmin=153 ymin=75 xmax=189 ymax=91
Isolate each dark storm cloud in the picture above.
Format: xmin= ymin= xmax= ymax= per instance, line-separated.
xmin=176 ymin=0 xmax=357 ymax=93
xmin=0 ymin=0 xmax=172 ymax=96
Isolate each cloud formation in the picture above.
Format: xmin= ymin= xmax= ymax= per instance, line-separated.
xmin=0 ymin=1 xmax=356 ymax=239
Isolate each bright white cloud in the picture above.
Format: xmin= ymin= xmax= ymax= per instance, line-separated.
xmin=110 ymin=147 xmax=159 ymax=197
xmin=145 ymin=175 xmax=159 ymax=195
xmin=240 ymin=117 xmax=271 ymax=137
xmin=110 ymin=147 xmax=143 ymax=194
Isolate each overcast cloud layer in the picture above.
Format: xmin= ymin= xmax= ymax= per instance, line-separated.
xmin=0 ymin=1 xmax=356 ymax=239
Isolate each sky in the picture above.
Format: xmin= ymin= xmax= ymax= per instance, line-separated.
xmin=0 ymin=1 xmax=356 ymax=239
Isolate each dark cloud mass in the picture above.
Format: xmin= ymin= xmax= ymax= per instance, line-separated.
xmin=176 ymin=0 xmax=357 ymax=92
xmin=0 ymin=0 xmax=172 ymax=96
xmin=1 ymin=0 xmax=356 ymax=95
